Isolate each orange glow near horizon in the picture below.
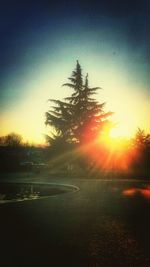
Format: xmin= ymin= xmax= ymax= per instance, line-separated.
xmin=80 ymin=125 xmax=136 ymax=172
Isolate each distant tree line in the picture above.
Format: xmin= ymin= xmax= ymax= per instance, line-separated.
xmin=0 ymin=133 xmax=23 ymax=147
xmin=0 ymin=133 xmax=48 ymax=172
xmin=0 ymin=133 xmax=25 ymax=171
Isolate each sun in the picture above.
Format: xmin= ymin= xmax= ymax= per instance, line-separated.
xmin=109 ymin=125 xmax=131 ymax=139
xmin=99 ymin=124 xmax=131 ymax=147
xmin=94 ymin=124 xmax=133 ymax=171
xmin=98 ymin=124 xmax=132 ymax=155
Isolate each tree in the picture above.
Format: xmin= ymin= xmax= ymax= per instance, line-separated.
xmin=133 ymin=128 xmax=150 ymax=149
xmin=0 ymin=133 xmax=23 ymax=147
xmin=45 ymin=61 xmax=112 ymax=147
xmin=45 ymin=99 xmax=73 ymax=145
xmin=131 ymin=128 xmax=150 ymax=175
xmin=66 ymin=72 xmax=112 ymax=144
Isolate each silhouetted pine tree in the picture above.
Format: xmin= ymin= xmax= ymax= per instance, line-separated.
xmin=45 ymin=61 xmax=112 ymax=146
xmin=45 ymin=100 xmax=73 ymax=144
xmin=63 ymin=61 xmax=112 ymax=144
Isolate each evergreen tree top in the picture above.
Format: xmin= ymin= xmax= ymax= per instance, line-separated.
xmin=45 ymin=61 xmax=113 ymax=145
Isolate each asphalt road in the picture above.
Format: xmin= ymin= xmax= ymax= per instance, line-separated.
xmin=0 ymin=175 xmax=150 ymax=266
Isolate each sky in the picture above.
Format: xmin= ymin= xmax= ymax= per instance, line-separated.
xmin=0 ymin=0 xmax=150 ymax=144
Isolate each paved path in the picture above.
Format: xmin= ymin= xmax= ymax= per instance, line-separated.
xmin=0 ymin=174 xmax=150 ymax=266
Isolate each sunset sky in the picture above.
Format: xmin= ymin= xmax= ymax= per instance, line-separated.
xmin=0 ymin=1 xmax=150 ymax=144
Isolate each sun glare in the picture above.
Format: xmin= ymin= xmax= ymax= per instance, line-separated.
xmin=109 ymin=125 xmax=131 ymax=139
xmin=92 ymin=124 xmax=134 ymax=171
